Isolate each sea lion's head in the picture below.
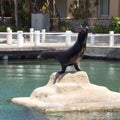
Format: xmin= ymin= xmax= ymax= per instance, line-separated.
xmin=78 ymin=27 xmax=88 ymax=43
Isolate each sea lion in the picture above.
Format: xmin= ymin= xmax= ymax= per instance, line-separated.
xmin=38 ymin=28 xmax=88 ymax=74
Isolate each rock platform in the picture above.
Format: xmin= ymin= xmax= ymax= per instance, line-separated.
xmin=11 ymin=71 xmax=120 ymax=112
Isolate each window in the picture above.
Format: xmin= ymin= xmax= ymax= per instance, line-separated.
xmin=98 ymin=0 xmax=109 ymax=17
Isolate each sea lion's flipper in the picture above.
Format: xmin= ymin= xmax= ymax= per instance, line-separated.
xmin=74 ymin=63 xmax=81 ymax=71
xmin=58 ymin=65 xmax=67 ymax=74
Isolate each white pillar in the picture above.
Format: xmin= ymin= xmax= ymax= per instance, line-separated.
xmin=109 ymin=31 xmax=114 ymax=46
xmin=65 ymin=30 xmax=72 ymax=46
xmin=30 ymin=28 xmax=34 ymax=43
xmin=17 ymin=31 xmax=24 ymax=47
xmin=7 ymin=27 xmax=12 ymax=45
xmin=41 ymin=29 xmax=46 ymax=43
xmin=90 ymin=33 xmax=95 ymax=45
xmin=34 ymin=31 xmax=40 ymax=46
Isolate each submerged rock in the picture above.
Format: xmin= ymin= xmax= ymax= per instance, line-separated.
xmin=11 ymin=71 xmax=120 ymax=112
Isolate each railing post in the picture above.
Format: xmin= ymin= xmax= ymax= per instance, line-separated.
xmin=7 ymin=27 xmax=12 ymax=45
xmin=90 ymin=33 xmax=95 ymax=45
xmin=30 ymin=28 xmax=34 ymax=43
xmin=109 ymin=31 xmax=114 ymax=46
xmin=17 ymin=31 xmax=24 ymax=47
xmin=34 ymin=31 xmax=40 ymax=46
xmin=41 ymin=29 xmax=46 ymax=43
xmin=65 ymin=30 xmax=72 ymax=46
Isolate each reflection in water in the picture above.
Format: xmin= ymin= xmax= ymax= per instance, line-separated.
xmin=16 ymin=65 xmax=24 ymax=77
xmin=3 ymin=59 xmax=8 ymax=65
xmin=29 ymin=110 xmax=120 ymax=120
xmin=109 ymin=66 xmax=115 ymax=75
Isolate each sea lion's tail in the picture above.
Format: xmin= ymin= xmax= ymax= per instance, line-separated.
xmin=37 ymin=51 xmax=56 ymax=59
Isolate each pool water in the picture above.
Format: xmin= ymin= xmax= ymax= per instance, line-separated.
xmin=0 ymin=59 xmax=120 ymax=120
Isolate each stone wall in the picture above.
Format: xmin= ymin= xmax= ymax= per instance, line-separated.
xmin=31 ymin=13 xmax=50 ymax=31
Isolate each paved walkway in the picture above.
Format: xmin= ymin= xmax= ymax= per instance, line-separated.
xmin=0 ymin=42 xmax=120 ymax=49
xmin=0 ymin=43 xmax=120 ymax=60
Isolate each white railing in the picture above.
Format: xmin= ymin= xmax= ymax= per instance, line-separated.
xmin=88 ymin=31 xmax=120 ymax=47
xmin=0 ymin=27 xmax=120 ymax=47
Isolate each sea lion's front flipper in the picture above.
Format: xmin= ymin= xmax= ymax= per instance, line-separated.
xmin=58 ymin=65 xmax=67 ymax=74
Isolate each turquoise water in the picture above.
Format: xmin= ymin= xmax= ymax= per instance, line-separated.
xmin=0 ymin=59 xmax=120 ymax=120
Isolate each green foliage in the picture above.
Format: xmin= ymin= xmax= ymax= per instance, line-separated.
xmin=10 ymin=25 xmax=28 ymax=32
xmin=18 ymin=12 xmax=31 ymax=29
xmin=69 ymin=0 xmax=92 ymax=20
xmin=69 ymin=1 xmax=81 ymax=20
xmin=93 ymin=25 xmax=112 ymax=34
xmin=17 ymin=0 xmax=31 ymax=29
xmin=60 ymin=21 xmax=74 ymax=32
xmin=0 ymin=23 xmax=29 ymax=32
xmin=51 ymin=20 xmax=74 ymax=32
xmin=111 ymin=17 xmax=120 ymax=33
xmin=0 ymin=24 xmax=7 ymax=32
xmin=93 ymin=17 xmax=120 ymax=33
xmin=1 ymin=0 xmax=31 ymax=31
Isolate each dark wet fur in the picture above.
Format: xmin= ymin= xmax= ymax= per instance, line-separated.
xmin=38 ymin=28 xmax=88 ymax=74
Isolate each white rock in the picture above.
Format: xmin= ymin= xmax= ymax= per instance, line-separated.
xmin=11 ymin=71 xmax=120 ymax=112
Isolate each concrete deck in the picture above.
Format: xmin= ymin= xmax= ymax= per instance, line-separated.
xmin=0 ymin=43 xmax=120 ymax=60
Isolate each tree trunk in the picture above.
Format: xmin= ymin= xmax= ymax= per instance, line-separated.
xmin=0 ymin=0 xmax=4 ymax=23
xmin=14 ymin=0 xmax=18 ymax=27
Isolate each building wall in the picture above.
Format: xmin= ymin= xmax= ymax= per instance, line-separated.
xmin=66 ymin=0 xmax=120 ymax=18
xmin=109 ymin=0 xmax=120 ymax=17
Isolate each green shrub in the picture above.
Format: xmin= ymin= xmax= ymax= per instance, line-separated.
xmin=93 ymin=25 xmax=112 ymax=34
xmin=69 ymin=2 xmax=81 ymax=20
xmin=60 ymin=21 xmax=74 ymax=32
xmin=93 ymin=17 xmax=120 ymax=33
xmin=0 ymin=24 xmax=29 ymax=32
xmin=111 ymin=17 xmax=120 ymax=33
xmin=0 ymin=25 xmax=7 ymax=32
